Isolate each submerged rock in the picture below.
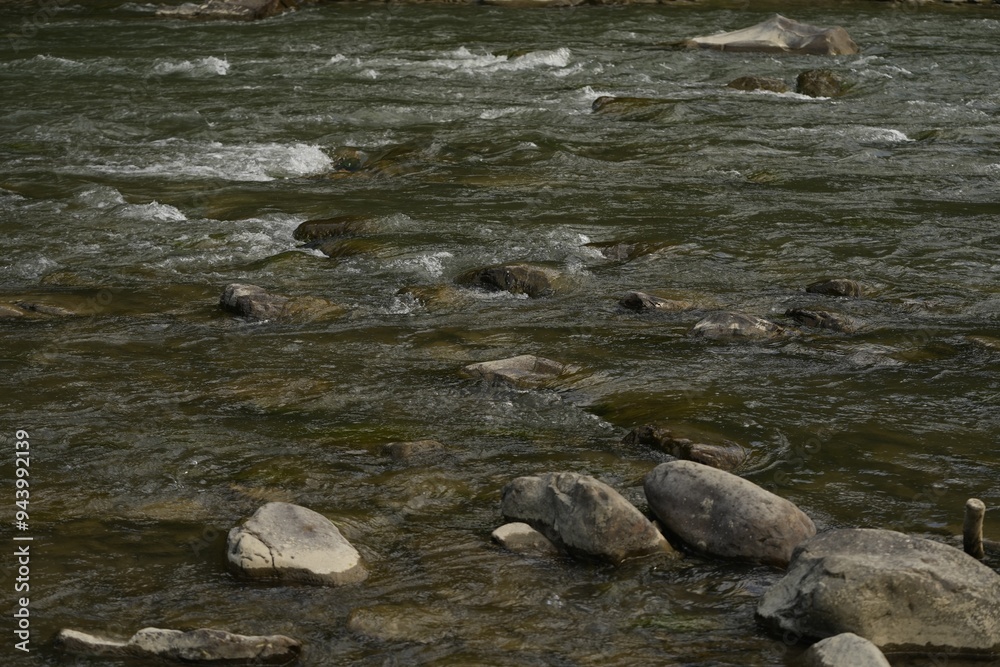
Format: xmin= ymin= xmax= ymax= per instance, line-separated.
xmin=585 ymin=240 xmax=665 ymax=261
xmin=619 ymin=291 xmax=693 ymax=313
xmin=785 ymin=308 xmax=858 ymax=334
xmin=155 ymin=0 xmax=296 ymax=21
xmin=347 ymin=605 xmax=455 ymax=644
xmin=13 ymin=301 xmax=76 ymax=317
xmin=756 ymin=529 xmax=1000 ymax=653
xmin=681 ymin=14 xmax=859 ymax=56
xmin=57 ymin=627 xmax=300 ymax=664
xmin=460 ymin=354 xmax=573 ymax=389
xmin=644 ymin=460 xmax=815 ymax=567
xmin=227 ymin=502 xmax=368 ymax=585
xmin=690 ymin=311 xmax=785 ymax=340
xmin=622 ymin=425 xmax=746 ymax=471
xmin=380 ymin=439 xmax=445 ymax=461
xmin=803 ymin=632 xmax=891 ymax=667
xmin=806 ymin=278 xmax=863 ymax=298
xmin=454 ymin=263 xmax=559 ymax=298
xmin=491 ymin=522 xmax=560 ymax=557
xmin=797 ymin=69 xmax=852 ymax=98
xmin=501 ymin=471 xmax=677 ymax=564
xmin=727 ymin=75 xmax=790 ymax=94
xmin=219 ymin=283 xmax=343 ymax=321
xmin=591 ymin=96 xmax=680 ymax=121
xmin=292 ymin=215 xmax=373 ymax=242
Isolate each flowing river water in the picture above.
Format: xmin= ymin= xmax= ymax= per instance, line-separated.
xmin=1 ymin=1 xmax=999 ymax=665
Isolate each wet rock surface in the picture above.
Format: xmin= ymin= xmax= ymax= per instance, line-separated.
xmin=622 ymin=425 xmax=747 ymax=471
xmin=491 ymin=522 xmax=560 ymax=557
xmin=155 ymin=0 xmax=296 ymax=21
xmin=806 ymin=278 xmax=864 ymax=297
xmin=219 ymin=283 xmax=344 ymax=321
xmin=802 ymin=632 xmax=891 ymax=667
xmin=785 ymin=308 xmax=858 ymax=333
xmin=727 ymin=76 xmax=790 ymax=94
xmin=682 ymin=15 xmax=860 ymax=56
xmin=619 ymin=291 xmax=693 ymax=313
xmin=57 ymin=627 xmax=301 ymax=664
xmin=797 ymin=69 xmax=852 ymax=98
xmin=690 ymin=311 xmax=786 ymax=340
xmin=460 ymin=354 xmax=573 ymax=389
xmin=454 ymin=263 xmax=559 ymax=298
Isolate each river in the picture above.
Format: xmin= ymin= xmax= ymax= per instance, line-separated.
xmin=1 ymin=1 xmax=998 ymax=665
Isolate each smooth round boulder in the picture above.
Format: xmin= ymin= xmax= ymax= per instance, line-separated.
xmin=491 ymin=522 xmax=560 ymax=557
xmin=803 ymin=633 xmax=891 ymax=667
xmin=227 ymin=502 xmax=368 ymax=585
xmin=501 ymin=472 xmax=677 ymax=564
xmin=756 ymin=529 xmax=1000 ymax=653
xmin=643 ymin=460 xmax=815 ymax=567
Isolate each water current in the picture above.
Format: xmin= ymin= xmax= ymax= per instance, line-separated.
xmin=1 ymin=1 xmax=999 ymax=664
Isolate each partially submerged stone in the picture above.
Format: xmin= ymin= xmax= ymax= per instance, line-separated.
xmin=690 ymin=311 xmax=786 ymax=341
xmin=591 ymin=96 xmax=679 ymax=121
xmin=585 ymin=240 xmax=665 ymax=261
xmin=644 ymin=460 xmax=815 ymax=567
xmin=622 ymin=425 xmax=746 ymax=471
xmin=501 ymin=471 xmax=677 ymax=563
xmin=57 ymin=627 xmax=300 ymax=664
xmin=727 ymin=76 xmax=790 ymax=94
xmin=785 ymin=308 xmax=857 ymax=334
xmin=156 ymin=0 xmax=296 ymax=21
xmin=491 ymin=522 xmax=560 ymax=557
xmin=682 ymin=15 xmax=859 ymax=56
xmin=460 ymin=354 xmax=572 ymax=389
xmin=806 ymin=278 xmax=863 ymax=298
xmin=797 ymin=69 xmax=852 ymax=98
xmin=227 ymin=502 xmax=368 ymax=585
xmin=381 ymin=439 xmax=445 ymax=461
xmin=347 ymin=605 xmax=456 ymax=644
xmin=13 ymin=301 xmax=76 ymax=317
xmin=619 ymin=291 xmax=693 ymax=313
xmin=292 ymin=215 xmax=373 ymax=242
xmin=219 ymin=283 xmax=343 ymax=322
xmin=454 ymin=263 xmax=559 ymax=298
xmin=803 ymin=632 xmax=891 ymax=667
xmin=756 ymin=529 xmax=1000 ymax=653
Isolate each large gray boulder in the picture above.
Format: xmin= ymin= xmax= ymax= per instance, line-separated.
xmin=644 ymin=460 xmax=815 ymax=567
xmin=690 ymin=311 xmax=786 ymax=341
xmin=227 ymin=502 xmax=368 ymax=585
xmin=803 ymin=632 xmax=890 ymax=667
xmin=57 ymin=627 xmax=300 ymax=664
xmin=681 ymin=14 xmax=859 ymax=56
xmin=756 ymin=529 xmax=1000 ymax=654
xmin=500 ymin=472 xmax=677 ymax=564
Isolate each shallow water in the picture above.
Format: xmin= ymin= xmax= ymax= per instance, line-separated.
xmin=1 ymin=1 xmax=999 ymax=665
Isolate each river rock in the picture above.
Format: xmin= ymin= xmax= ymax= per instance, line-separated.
xmin=500 ymin=471 xmax=677 ymax=564
xmin=585 ymin=240 xmax=665 ymax=261
xmin=681 ymin=15 xmax=859 ymax=56
xmin=381 ymin=439 xmax=445 ymax=461
xmin=227 ymin=501 xmax=368 ymax=585
xmin=0 ymin=303 xmax=27 ymax=318
xmin=292 ymin=215 xmax=373 ymax=242
xmin=756 ymin=529 xmax=1000 ymax=653
xmin=219 ymin=283 xmax=343 ymax=321
xmin=454 ymin=263 xmax=559 ymax=298
xmin=806 ymin=278 xmax=863 ymax=297
xmin=785 ymin=308 xmax=857 ymax=334
xmin=491 ymin=522 xmax=560 ymax=557
xmin=461 ymin=354 xmax=572 ymax=389
xmin=619 ymin=291 xmax=692 ymax=313
xmin=727 ymin=76 xmax=790 ymax=94
xmin=155 ymin=0 xmax=295 ymax=21
xmin=57 ymin=627 xmax=301 ymax=664
xmin=690 ymin=311 xmax=786 ymax=340
xmin=803 ymin=632 xmax=891 ymax=667
xmin=644 ymin=460 xmax=815 ymax=567
xmin=797 ymin=69 xmax=851 ymax=98
xmin=622 ymin=425 xmax=746 ymax=471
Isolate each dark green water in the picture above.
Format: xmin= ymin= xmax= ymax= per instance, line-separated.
xmin=1 ymin=1 xmax=998 ymax=664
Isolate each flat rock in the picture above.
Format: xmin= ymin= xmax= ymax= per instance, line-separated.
xmin=756 ymin=529 xmax=1000 ymax=653
xmin=681 ymin=15 xmax=859 ymax=56
xmin=806 ymin=278 xmax=863 ymax=298
xmin=380 ymin=439 xmax=445 ymax=461
xmin=803 ymin=632 xmax=891 ymax=667
xmin=227 ymin=502 xmax=368 ymax=585
xmin=690 ymin=311 xmax=785 ymax=340
xmin=797 ymin=69 xmax=852 ymax=98
xmin=460 ymin=354 xmax=572 ymax=389
xmin=619 ymin=291 xmax=693 ymax=313
xmin=785 ymin=308 xmax=858 ymax=334
xmin=644 ymin=460 xmax=815 ymax=567
xmin=219 ymin=283 xmax=343 ymax=322
xmin=622 ymin=425 xmax=746 ymax=471
xmin=491 ymin=522 xmax=560 ymax=557
xmin=727 ymin=76 xmax=790 ymax=94
xmin=501 ymin=471 xmax=677 ymax=564
xmin=454 ymin=263 xmax=559 ymax=298
xmin=57 ymin=627 xmax=300 ymax=664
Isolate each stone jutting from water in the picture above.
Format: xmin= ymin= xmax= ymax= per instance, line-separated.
xmin=756 ymin=529 xmax=1000 ymax=653
xmin=802 ymin=632 xmax=891 ymax=667
xmin=227 ymin=502 xmax=368 ymax=585
xmin=796 ymin=70 xmax=852 ymax=98
xmin=292 ymin=215 xmax=373 ymax=242
xmin=491 ymin=522 xmax=560 ymax=557
xmin=500 ymin=471 xmax=677 ymax=564
xmin=727 ymin=76 xmax=790 ymax=94
xmin=622 ymin=425 xmax=746 ymax=471
xmin=454 ymin=263 xmax=559 ymax=298
xmin=460 ymin=354 xmax=572 ymax=389
xmin=619 ymin=291 xmax=693 ymax=313
xmin=690 ymin=311 xmax=786 ymax=340
xmin=806 ymin=278 xmax=864 ymax=297
xmin=681 ymin=14 xmax=860 ymax=56
xmin=219 ymin=283 xmax=344 ymax=321
xmin=644 ymin=460 xmax=816 ymax=567
xmin=57 ymin=627 xmax=301 ymax=664
xmin=785 ymin=309 xmax=858 ymax=334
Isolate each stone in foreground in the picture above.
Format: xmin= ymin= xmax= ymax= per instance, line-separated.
xmin=690 ymin=311 xmax=785 ymax=340
xmin=501 ymin=471 xmax=677 ymax=564
xmin=756 ymin=529 xmax=1000 ymax=654
xmin=644 ymin=460 xmax=815 ymax=567
xmin=461 ymin=354 xmax=572 ymax=389
xmin=57 ymin=627 xmax=300 ymax=664
xmin=682 ymin=14 xmax=859 ymax=56
xmin=803 ymin=632 xmax=891 ymax=667
xmin=227 ymin=502 xmax=368 ymax=585
xmin=491 ymin=522 xmax=560 ymax=557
